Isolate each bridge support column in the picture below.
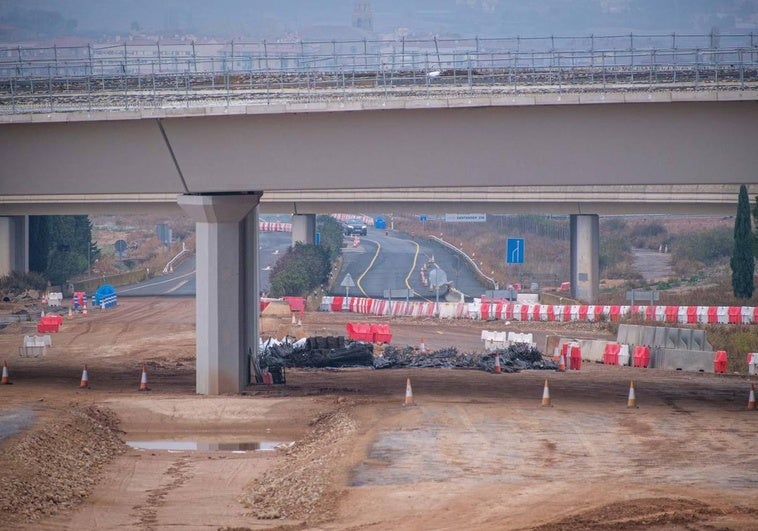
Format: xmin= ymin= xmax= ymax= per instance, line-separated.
xmin=570 ymin=214 xmax=599 ymax=303
xmin=0 ymin=216 xmax=29 ymax=277
xmin=292 ymin=214 xmax=316 ymax=245
xmin=178 ymin=193 xmax=261 ymax=395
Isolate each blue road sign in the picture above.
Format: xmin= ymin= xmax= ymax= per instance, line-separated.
xmin=506 ymin=238 xmax=525 ymax=264
xmin=315 ymin=232 xmax=321 ymax=245
xmin=419 ymin=215 xmax=428 ymax=222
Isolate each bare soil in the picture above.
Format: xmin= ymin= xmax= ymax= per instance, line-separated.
xmin=1 ymin=297 xmax=757 ymax=530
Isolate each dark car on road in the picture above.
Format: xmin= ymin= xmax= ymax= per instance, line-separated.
xmin=344 ymin=218 xmax=368 ymax=236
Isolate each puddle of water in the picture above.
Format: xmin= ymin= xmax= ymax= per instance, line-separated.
xmin=126 ymin=440 xmax=291 ymax=452
xmin=0 ymin=409 xmax=36 ymax=441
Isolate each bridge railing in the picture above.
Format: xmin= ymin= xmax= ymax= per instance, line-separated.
xmin=1 ymin=32 xmax=756 ymax=114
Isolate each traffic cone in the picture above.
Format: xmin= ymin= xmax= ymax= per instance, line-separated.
xmin=79 ymin=364 xmax=90 ymax=389
xmin=138 ymin=365 xmax=150 ymax=391
xmin=541 ymin=379 xmax=551 ymax=407
xmin=41 ymin=309 xmax=46 ymax=318
xmin=493 ymin=353 xmax=501 ymax=374
xmin=419 ymin=338 xmax=426 ymax=353
xmin=558 ymin=352 xmax=566 ymax=372
xmin=68 ymin=307 xmax=73 ymax=319
xmin=748 ymin=382 xmax=756 ymax=411
xmin=627 ymin=380 xmax=637 ymax=408
xmin=82 ymin=303 xmax=88 ymax=317
xmin=403 ymin=378 xmax=415 ymax=406
xmin=291 ymin=313 xmax=297 ymax=325
xmin=1 ymin=360 xmax=11 ymax=385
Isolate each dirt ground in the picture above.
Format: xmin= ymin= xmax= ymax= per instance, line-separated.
xmin=1 ymin=297 xmax=757 ymax=530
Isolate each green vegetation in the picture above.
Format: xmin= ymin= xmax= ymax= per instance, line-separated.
xmin=269 ymin=243 xmax=331 ymax=297
xmin=316 ymin=215 xmax=345 ymax=261
xmin=670 ymin=227 xmax=732 ymax=276
xmin=730 ymin=185 xmax=755 ymax=299
xmin=267 ymin=215 xmax=346 ymax=297
xmin=29 ymin=216 xmax=99 ymax=286
xmin=706 ymin=326 xmax=758 ymax=373
xmin=0 ymin=271 xmax=47 ymax=295
xmin=599 ymin=219 xmax=635 ymax=279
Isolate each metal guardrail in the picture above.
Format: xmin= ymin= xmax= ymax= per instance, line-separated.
xmin=0 ymin=33 xmax=756 ymax=114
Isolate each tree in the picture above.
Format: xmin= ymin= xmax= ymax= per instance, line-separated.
xmin=269 ymin=243 xmax=330 ymax=297
xmin=29 ymin=215 xmax=99 ymax=285
xmin=316 ymin=215 xmax=346 ymax=261
xmin=731 ymin=185 xmax=755 ymax=299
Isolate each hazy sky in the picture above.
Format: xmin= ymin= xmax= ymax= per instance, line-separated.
xmin=1 ymin=1 xmax=756 ymax=41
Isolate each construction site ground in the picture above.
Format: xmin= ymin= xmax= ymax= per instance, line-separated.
xmin=0 ymin=297 xmax=756 ymax=530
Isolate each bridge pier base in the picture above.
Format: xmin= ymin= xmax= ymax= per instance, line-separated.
xmin=0 ymin=216 xmax=28 ymax=277
xmin=178 ymin=193 xmax=261 ymax=395
xmin=570 ymin=214 xmax=599 ymax=303
xmin=292 ymin=214 xmax=316 ymax=245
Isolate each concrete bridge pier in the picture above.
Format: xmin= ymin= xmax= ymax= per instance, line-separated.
xmin=0 ymin=216 xmax=28 ymax=277
xmin=570 ymin=214 xmax=600 ymax=303
xmin=178 ymin=193 xmax=261 ymax=395
xmin=292 ymin=214 xmax=316 ymax=245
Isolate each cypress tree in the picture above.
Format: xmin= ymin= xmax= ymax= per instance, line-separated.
xmin=731 ymin=185 xmax=755 ymax=299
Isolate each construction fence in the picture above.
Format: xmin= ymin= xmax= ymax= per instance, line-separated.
xmin=319 ymin=296 xmax=758 ymax=325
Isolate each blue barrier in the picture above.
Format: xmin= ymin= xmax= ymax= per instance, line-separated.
xmin=94 ymin=284 xmax=118 ymax=309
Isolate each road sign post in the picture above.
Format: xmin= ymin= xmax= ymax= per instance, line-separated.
xmin=340 ymin=273 xmax=355 ymax=311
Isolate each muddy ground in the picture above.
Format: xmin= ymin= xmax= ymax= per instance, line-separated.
xmin=1 ymin=297 xmax=756 ymax=530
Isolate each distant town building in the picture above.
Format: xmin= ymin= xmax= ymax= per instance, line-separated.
xmin=353 ymin=1 xmax=373 ymax=32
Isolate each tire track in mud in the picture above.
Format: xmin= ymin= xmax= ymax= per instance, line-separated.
xmin=131 ymin=456 xmax=193 ymax=530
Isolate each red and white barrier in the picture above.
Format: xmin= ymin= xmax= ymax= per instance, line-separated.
xmin=315 ymin=296 xmax=757 ymax=326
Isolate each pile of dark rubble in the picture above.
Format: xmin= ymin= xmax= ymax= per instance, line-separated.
xmin=258 ymin=337 xmax=557 ymax=373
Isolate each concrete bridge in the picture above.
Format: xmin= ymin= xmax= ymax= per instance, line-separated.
xmin=1 ymin=35 xmax=757 ymax=394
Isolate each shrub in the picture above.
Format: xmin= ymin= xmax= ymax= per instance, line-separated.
xmin=269 ymin=243 xmax=331 ymax=297
xmin=0 ymin=271 xmax=48 ymax=294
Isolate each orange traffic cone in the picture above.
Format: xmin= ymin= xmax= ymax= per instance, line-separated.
xmin=627 ymin=380 xmax=637 ymax=408
xmin=82 ymin=303 xmax=88 ymax=317
xmin=558 ymin=352 xmax=567 ymax=372
xmin=79 ymin=364 xmax=90 ymax=389
xmin=493 ymin=353 xmax=501 ymax=374
xmin=67 ymin=307 xmax=73 ymax=319
xmin=138 ymin=365 xmax=150 ymax=391
xmin=419 ymin=338 xmax=426 ymax=353
xmin=1 ymin=360 xmax=12 ymax=385
xmin=748 ymin=383 xmax=756 ymax=411
xmin=403 ymin=378 xmax=415 ymax=406
xmin=541 ymin=379 xmax=552 ymax=407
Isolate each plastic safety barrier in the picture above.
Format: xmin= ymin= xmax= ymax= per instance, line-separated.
xmin=713 ymin=350 xmax=728 ymax=374
xmin=37 ymin=315 xmax=61 ymax=333
xmin=633 ymin=345 xmax=651 ymax=368
xmin=94 ymin=284 xmax=118 ymax=309
xmin=603 ymin=343 xmax=620 ymax=365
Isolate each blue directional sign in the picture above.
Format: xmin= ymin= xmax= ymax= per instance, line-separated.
xmin=419 ymin=215 xmax=428 ymax=222
xmin=506 ymin=238 xmax=525 ymax=264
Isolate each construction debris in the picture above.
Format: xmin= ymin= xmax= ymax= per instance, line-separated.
xmin=258 ymin=336 xmax=556 ymax=373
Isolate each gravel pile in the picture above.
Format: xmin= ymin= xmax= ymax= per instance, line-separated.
xmin=0 ymin=405 xmax=127 ymax=526
xmin=239 ymin=404 xmax=357 ymax=522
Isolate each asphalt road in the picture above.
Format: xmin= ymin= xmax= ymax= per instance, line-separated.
xmin=112 ymin=228 xmax=486 ymax=301
xmin=334 ymin=228 xmax=488 ymax=301
xmin=117 ymin=231 xmax=294 ymax=296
